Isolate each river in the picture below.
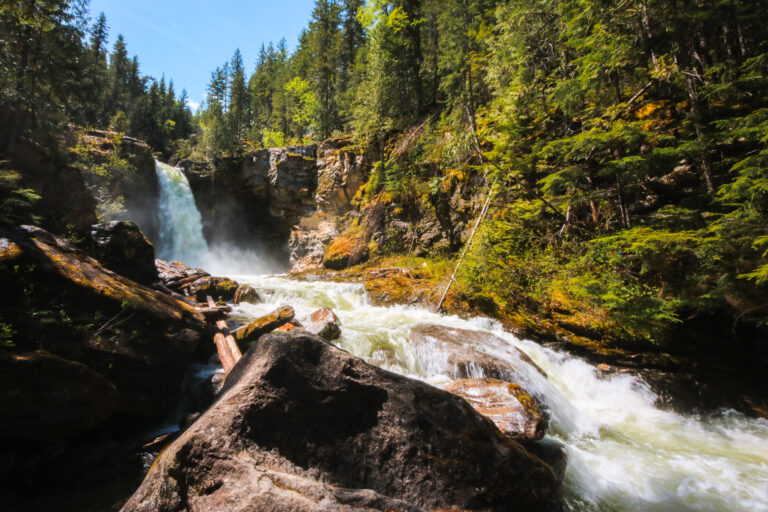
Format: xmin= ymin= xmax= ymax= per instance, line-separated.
xmin=226 ymin=274 xmax=768 ymax=512
xmin=152 ymin=159 xmax=768 ymax=511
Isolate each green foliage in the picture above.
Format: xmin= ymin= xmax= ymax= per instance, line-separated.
xmin=0 ymin=321 xmax=15 ymax=349
xmin=0 ymin=169 xmax=41 ymax=226
xmin=285 ymin=76 xmax=321 ymax=135
xmin=262 ymin=129 xmax=286 ymax=148
xmin=109 ymin=110 xmax=130 ymax=133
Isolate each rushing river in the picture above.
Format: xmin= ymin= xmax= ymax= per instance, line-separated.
xmin=149 ymin=159 xmax=768 ymax=511
xmin=225 ymin=274 xmax=768 ymax=512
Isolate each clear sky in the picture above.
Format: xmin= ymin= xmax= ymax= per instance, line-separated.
xmin=88 ymin=0 xmax=317 ymax=111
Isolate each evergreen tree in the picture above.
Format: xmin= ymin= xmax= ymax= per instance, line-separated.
xmin=228 ymin=49 xmax=249 ymax=144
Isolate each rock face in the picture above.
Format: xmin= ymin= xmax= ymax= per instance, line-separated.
xmin=409 ymin=323 xmax=546 ymax=381
xmin=6 ymin=139 xmax=97 ymax=233
xmin=315 ymin=137 xmax=372 ymax=214
xmin=443 ymin=378 xmax=549 ymax=442
xmin=74 ymin=129 xmax=160 ymax=242
xmin=304 ymin=308 xmax=342 ymax=341
xmin=83 ymin=221 xmax=158 ymax=285
xmin=234 ymin=305 xmax=295 ymax=343
xmin=288 ymin=212 xmax=339 ymax=272
xmin=122 ymin=332 xmax=562 ymax=512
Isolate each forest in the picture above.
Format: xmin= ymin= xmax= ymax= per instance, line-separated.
xmin=3 ymin=2 xmax=768 ymax=512
xmin=3 ymin=0 xmax=768 ymax=347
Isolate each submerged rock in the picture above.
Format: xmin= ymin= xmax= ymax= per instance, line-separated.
xmin=233 ymin=283 xmax=260 ymax=304
xmin=409 ymin=323 xmax=546 ymax=380
xmin=83 ymin=221 xmax=158 ymax=285
xmin=304 ymin=308 xmax=342 ymax=341
xmin=121 ymin=331 xmax=562 ymax=512
xmin=234 ymin=305 xmax=295 ymax=343
xmin=443 ymin=378 xmax=548 ymax=442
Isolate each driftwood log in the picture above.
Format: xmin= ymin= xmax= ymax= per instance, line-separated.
xmin=206 ymin=296 xmax=242 ymax=373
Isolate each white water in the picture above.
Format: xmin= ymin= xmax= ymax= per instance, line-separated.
xmin=154 ymin=160 xmax=209 ymax=266
xmin=153 ymin=160 xmax=285 ymax=274
xmin=149 ymin=164 xmax=767 ymax=509
xmin=227 ymin=274 xmax=768 ymax=512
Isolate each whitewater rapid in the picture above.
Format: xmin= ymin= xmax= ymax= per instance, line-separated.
xmin=228 ymin=274 xmax=768 ymax=512
xmin=150 ymin=158 xmax=768 ymax=510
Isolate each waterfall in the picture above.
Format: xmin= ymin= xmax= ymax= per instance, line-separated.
xmin=154 ymin=160 xmax=209 ymax=266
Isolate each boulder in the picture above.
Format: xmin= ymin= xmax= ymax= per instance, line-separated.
xmin=233 ymin=284 xmax=260 ymax=305
xmin=524 ymin=438 xmax=569 ymax=484
xmin=83 ymin=221 xmax=158 ymax=285
xmin=409 ymin=323 xmax=546 ymax=380
xmin=304 ymin=308 xmax=342 ymax=341
xmin=234 ymin=305 xmax=295 ymax=344
xmin=0 ymin=350 xmax=119 ymax=441
xmin=442 ymin=378 xmax=548 ymax=442
xmin=121 ymin=332 xmax=562 ymax=512
xmin=184 ymin=276 xmax=240 ymax=302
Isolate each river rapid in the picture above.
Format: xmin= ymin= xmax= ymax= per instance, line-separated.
xmin=152 ymin=159 xmax=767 ymax=511
xmin=227 ymin=274 xmax=768 ymax=512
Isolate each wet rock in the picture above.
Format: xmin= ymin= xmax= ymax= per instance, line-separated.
xmin=83 ymin=221 xmax=158 ymax=285
xmin=442 ymin=378 xmax=548 ymax=442
xmin=121 ymin=331 xmax=562 ymax=512
xmin=364 ymin=269 xmax=436 ymax=307
xmin=409 ymin=323 xmax=546 ymax=381
xmin=184 ymin=276 xmax=240 ymax=302
xmin=233 ymin=284 xmax=260 ymax=305
xmin=304 ymin=308 xmax=342 ymax=341
xmin=523 ymin=438 xmax=569 ymax=484
xmin=234 ymin=305 xmax=295 ymax=344
xmin=0 ymin=350 xmax=119 ymax=441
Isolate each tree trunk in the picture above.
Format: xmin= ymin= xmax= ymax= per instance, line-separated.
xmin=206 ymin=296 xmax=242 ymax=373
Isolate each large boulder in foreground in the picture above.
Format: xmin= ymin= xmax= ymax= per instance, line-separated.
xmin=443 ymin=378 xmax=549 ymax=442
xmin=122 ymin=332 xmax=562 ymax=512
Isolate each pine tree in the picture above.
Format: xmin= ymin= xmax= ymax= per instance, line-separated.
xmin=228 ymin=49 xmax=249 ymax=144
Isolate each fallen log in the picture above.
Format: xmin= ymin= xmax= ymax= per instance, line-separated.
xmin=234 ymin=305 xmax=295 ymax=344
xmin=206 ymin=296 xmax=242 ymax=373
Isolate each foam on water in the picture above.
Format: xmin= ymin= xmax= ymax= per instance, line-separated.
xmin=230 ymin=274 xmax=768 ymax=512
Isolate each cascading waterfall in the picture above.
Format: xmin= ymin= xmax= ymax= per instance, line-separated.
xmin=154 ymin=160 xmax=209 ymax=266
xmin=228 ymin=275 xmax=768 ymax=512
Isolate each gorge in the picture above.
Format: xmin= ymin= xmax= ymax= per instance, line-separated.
xmin=120 ymin=145 xmax=768 ymax=511
xmin=2 ymin=0 xmax=768 ymax=511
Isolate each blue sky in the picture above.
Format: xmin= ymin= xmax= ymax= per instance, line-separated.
xmin=88 ymin=0 xmax=317 ymax=111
